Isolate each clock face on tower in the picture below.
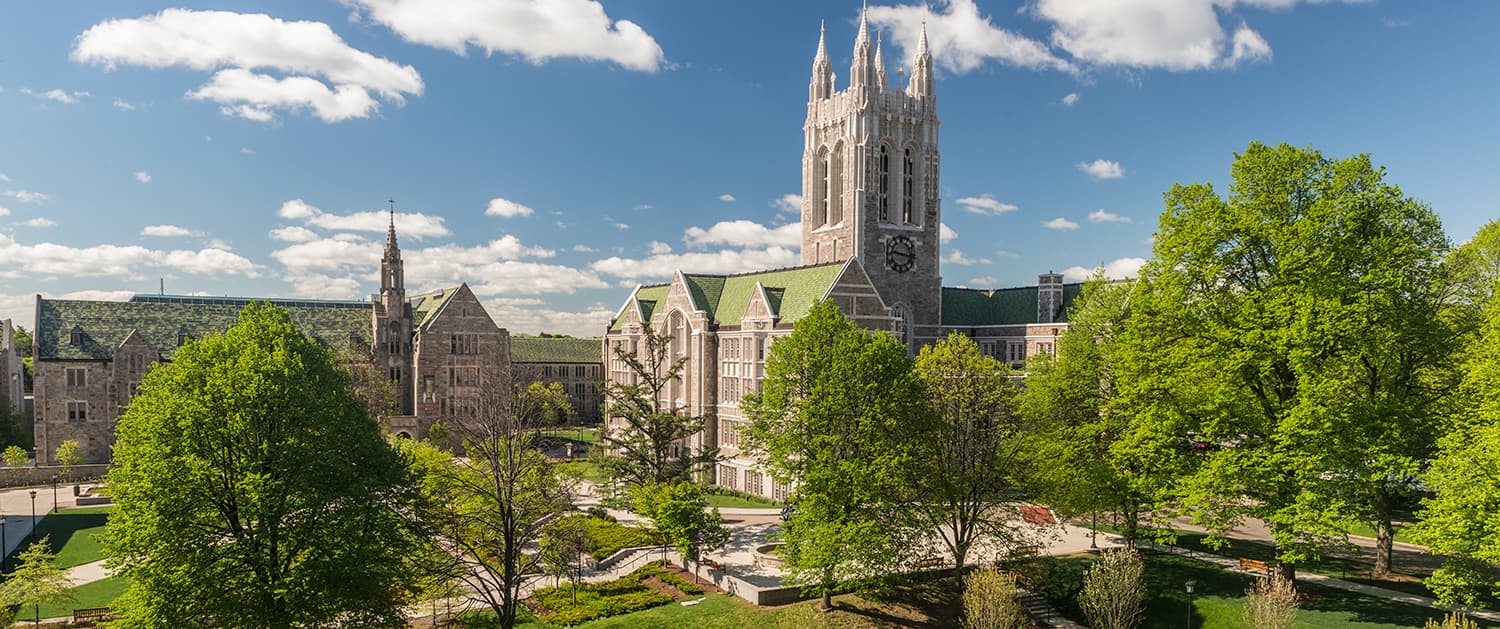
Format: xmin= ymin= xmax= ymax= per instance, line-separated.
xmin=886 ymin=236 xmax=915 ymax=273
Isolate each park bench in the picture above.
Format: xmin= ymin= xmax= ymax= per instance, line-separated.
xmin=73 ymin=607 xmax=112 ymax=624
xmin=911 ymin=557 xmax=946 ymax=571
xmin=1238 ymin=558 xmax=1272 ymax=575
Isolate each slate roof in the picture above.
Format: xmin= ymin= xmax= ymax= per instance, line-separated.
xmin=409 ymin=286 xmax=462 ymax=327
xmin=940 ymin=282 xmax=1084 ymax=326
xmin=510 ymin=337 xmax=602 ymax=364
xmin=36 ymin=294 xmax=371 ymax=361
xmin=609 ymin=261 xmax=848 ymax=331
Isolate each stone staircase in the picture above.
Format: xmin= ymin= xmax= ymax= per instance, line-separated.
xmin=1017 ymin=589 xmax=1085 ymax=628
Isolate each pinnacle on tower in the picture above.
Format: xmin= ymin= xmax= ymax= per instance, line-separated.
xmin=384 ymin=198 xmax=401 ymax=260
xmin=850 ymin=4 xmax=877 ymax=89
xmin=810 ymin=20 xmax=833 ymax=100
xmin=908 ymin=18 xmax=934 ymax=98
xmin=875 ymin=32 xmax=888 ymax=90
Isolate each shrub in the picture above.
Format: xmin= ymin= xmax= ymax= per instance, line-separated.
xmin=962 ymin=566 xmax=1026 ymax=629
xmin=1426 ymin=612 xmax=1481 ymax=629
xmin=1243 ymin=572 xmax=1298 ymax=629
xmin=1 ymin=446 xmax=27 ymax=467
xmin=1079 ymin=548 xmax=1145 ymax=629
xmin=660 ymin=571 xmax=703 ymax=595
xmin=586 ymin=506 xmax=616 ymax=522
xmin=601 ymin=590 xmax=672 ymax=615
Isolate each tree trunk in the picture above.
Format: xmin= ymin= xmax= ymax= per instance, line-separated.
xmin=821 ymin=589 xmax=833 ymax=612
xmin=1372 ymin=486 xmax=1394 ymax=575
xmin=1276 ymin=561 xmax=1296 ymax=582
xmin=953 ymin=546 xmax=968 ymax=590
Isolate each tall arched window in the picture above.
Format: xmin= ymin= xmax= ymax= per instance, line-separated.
xmin=813 ymin=148 xmax=829 ymax=228
xmin=829 ymin=143 xmax=843 ymax=225
xmin=902 ymin=148 xmax=915 ymax=224
xmin=878 ymin=145 xmax=890 ymax=222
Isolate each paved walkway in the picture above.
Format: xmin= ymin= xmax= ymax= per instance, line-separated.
xmin=1137 ymin=540 xmax=1500 ymax=623
xmin=0 ymin=482 xmax=92 ymax=560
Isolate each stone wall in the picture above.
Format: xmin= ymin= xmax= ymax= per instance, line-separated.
xmin=0 ymin=464 xmax=108 ymax=488
xmin=33 ymin=360 xmax=117 ymax=465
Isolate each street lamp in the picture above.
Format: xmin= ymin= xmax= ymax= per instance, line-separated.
xmin=1185 ymin=580 xmax=1196 ymax=629
xmin=1 ymin=515 xmax=8 ymax=573
xmin=51 ymin=475 xmax=57 ymax=513
xmin=28 ymin=490 xmax=36 ymax=542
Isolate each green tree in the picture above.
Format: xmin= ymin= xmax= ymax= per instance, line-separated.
xmin=960 ymin=566 xmax=1026 ymax=629
xmin=741 ymin=300 xmax=928 ymax=610
xmin=1078 ymin=547 xmax=1145 ymax=629
xmin=636 ymin=482 xmax=729 ymax=584
xmin=337 ymin=345 xmax=398 ymax=432
xmin=601 ymin=324 xmax=719 ymax=486
xmin=1413 ymin=289 xmax=1500 ymax=605
xmin=437 ymin=380 xmax=577 ymax=629
xmin=911 ymin=332 xmax=1040 ymax=583
xmin=103 ymin=303 xmax=421 ymax=628
xmin=539 ymin=514 xmax=594 ymax=597
xmin=1024 ymin=279 xmax=1176 ymax=545
xmin=0 ymin=536 xmax=74 ymax=626
xmin=52 ymin=440 xmax=80 ymax=480
xmin=11 ymin=325 xmax=32 ymax=391
xmin=1117 ymin=143 xmax=1452 ymax=577
xmin=2 ymin=445 xmax=27 ymax=467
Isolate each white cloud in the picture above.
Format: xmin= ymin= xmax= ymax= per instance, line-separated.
xmin=0 ymin=232 xmax=259 ymax=279
xmin=0 ymin=174 xmax=9 ymax=183
xmin=1029 ymin=0 xmax=1342 ymax=71
xmin=648 ymin=241 xmax=673 ymax=255
xmin=0 ymin=207 xmax=9 ymax=217
xmin=4 ymin=190 xmax=51 ymax=204
xmin=30 ymin=89 xmax=88 ymax=105
xmin=482 ymin=300 xmax=616 ymax=337
xmin=995 ymin=249 xmax=1021 ymax=259
xmin=632 ymin=204 xmax=653 ymax=210
xmin=572 ymin=244 xmax=596 ymax=253
xmin=112 ymin=98 xmax=137 ymax=110
xmin=134 ymin=170 xmax=151 ymax=183
xmin=72 ymin=9 xmax=423 ymax=123
xmin=614 ymin=223 xmax=630 ymax=230
xmin=772 ymin=194 xmax=802 ymax=215
xmin=1062 ymin=257 xmax=1147 ymax=281
xmin=141 ymin=224 xmax=199 ymax=237
xmin=955 ymin=194 xmax=1019 ymax=216
xmin=1077 ymin=159 xmax=1124 ymax=179
xmin=272 ymin=237 xmax=381 ymax=272
xmin=683 ymin=220 xmax=801 ymax=249
xmin=1061 ymin=92 xmax=1080 ymax=106
xmin=940 ymin=223 xmax=958 ymax=243
xmin=718 ymin=193 xmax=736 ymax=203
xmin=276 ymin=198 xmax=449 ymax=238
xmin=1088 ymin=209 xmax=1131 ymax=223
xmin=343 ymin=0 xmax=666 ymax=72
xmin=485 ymin=197 xmax=535 ymax=218
xmin=240 ymin=147 xmax=255 ymax=155
xmin=1043 ymin=217 xmax=1079 ymax=231
xmin=270 ymin=226 xmax=321 ymax=242
xmin=944 ymin=248 xmax=991 ymax=266
xmin=868 ymin=0 xmax=1075 ymax=75
xmin=592 ymin=247 xmax=801 ymax=280
xmin=20 ymin=218 xmax=56 ymax=228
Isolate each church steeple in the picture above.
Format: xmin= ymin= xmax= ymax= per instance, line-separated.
xmin=383 ymin=202 xmax=400 ymax=261
xmin=810 ymin=21 xmax=833 ymax=101
xmin=907 ymin=19 xmax=934 ymax=98
xmin=380 ymin=199 xmax=405 ymax=308
xmin=850 ymin=5 xmax=877 ymax=90
xmin=875 ymin=33 xmax=888 ymax=91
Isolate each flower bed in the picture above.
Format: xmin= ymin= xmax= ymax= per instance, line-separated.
xmin=529 ymin=562 xmax=687 ymax=626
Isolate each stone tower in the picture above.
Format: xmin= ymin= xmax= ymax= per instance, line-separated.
xmin=801 ymin=12 xmax=943 ymax=334
xmin=373 ymin=207 xmax=414 ymax=415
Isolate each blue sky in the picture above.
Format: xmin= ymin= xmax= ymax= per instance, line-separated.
xmin=0 ymin=1 xmax=1494 ymax=336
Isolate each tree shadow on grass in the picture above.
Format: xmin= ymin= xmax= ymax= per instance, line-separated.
xmin=10 ymin=510 xmax=108 ymax=563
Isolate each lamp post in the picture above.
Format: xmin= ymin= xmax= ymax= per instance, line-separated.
xmin=28 ymin=490 xmax=36 ymax=543
xmin=1185 ymin=580 xmax=1196 ymax=629
xmin=51 ymin=475 xmax=57 ymax=513
xmin=1 ymin=515 xmax=8 ymax=573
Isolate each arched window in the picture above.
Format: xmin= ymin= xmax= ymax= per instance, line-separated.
xmin=878 ymin=145 xmax=890 ymax=222
xmin=902 ymin=148 xmax=915 ymax=224
xmin=813 ymin=148 xmax=829 ymax=228
xmin=828 ymin=143 xmax=843 ymax=225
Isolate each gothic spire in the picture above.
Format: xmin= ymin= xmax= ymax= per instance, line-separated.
xmin=875 ymin=32 xmax=888 ymax=90
xmin=908 ymin=18 xmax=934 ymax=98
xmin=850 ymin=4 xmax=876 ymax=89
xmin=810 ymin=20 xmax=833 ymax=100
xmin=384 ymin=198 xmax=400 ymax=260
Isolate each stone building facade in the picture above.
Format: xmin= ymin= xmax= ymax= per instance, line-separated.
xmin=512 ymin=337 xmax=606 ymax=425
xmin=1 ymin=319 xmax=22 ymax=417
xmin=30 ymin=218 xmax=595 ymax=463
xmin=602 ymin=15 xmax=1083 ymax=500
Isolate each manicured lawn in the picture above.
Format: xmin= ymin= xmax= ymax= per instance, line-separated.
xmin=703 ymin=493 xmax=778 ymax=509
xmin=34 ymin=574 xmax=129 ymax=620
xmin=1347 ymin=521 xmax=1417 ymax=545
xmin=11 ymin=505 xmax=113 ymax=569
xmin=546 ymin=427 xmax=602 ymax=445
xmin=1032 ymin=551 xmax=1496 ymax=629
xmin=556 ymin=460 xmax=611 ymax=484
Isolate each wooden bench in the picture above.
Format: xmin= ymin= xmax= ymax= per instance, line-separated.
xmin=73 ymin=607 xmax=113 ymax=623
xmin=912 ymin=557 xmax=946 ymax=570
xmin=1238 ymin=558 xmax=1272 ymax=575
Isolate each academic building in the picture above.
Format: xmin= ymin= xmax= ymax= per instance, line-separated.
xmin=29 ymin=219 xmax=603 ymax=464
xmin=603 ymin=17 xmax=1081 ymax=499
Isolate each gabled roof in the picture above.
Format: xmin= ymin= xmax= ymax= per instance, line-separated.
xmin=940 ymin=282 xmax=1084 ymax=326
xmin=409 ymin=286 xmax=462 ymax=327
xmin=37 ymin=295 xmax=371 ymax=361
xmin=608 ymin=261 xmax=848 ymax=331
xmin=511 ymin=337 xmax=601 ymax=364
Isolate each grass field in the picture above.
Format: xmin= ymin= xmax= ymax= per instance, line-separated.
xmin=546 ymin=427 xmax=602 ymax=445
xmin=1033 ymin=551 xmax=1495 ymax=629
xmin=556 ymin=460 xmax=611 ymax=484
xmin=34 ymin=574 xmax=129 ymax=620
xmin=6 ymin=505 xmax=114 ymax=569
xmin=703 ymin=493 xmax=778 ymax=509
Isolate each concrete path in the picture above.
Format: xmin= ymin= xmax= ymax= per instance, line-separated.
xmin=1138 ymin=540 xmax=1500 ymax=623
xmin=65 ymin=559 xmax=110 ymax=585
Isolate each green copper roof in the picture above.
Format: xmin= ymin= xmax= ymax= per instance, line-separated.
xmin=511 ymin=337 xmax=602 ymax=364
xmin=610 ymin=285 xmax=670 ymax=332
xmin=409 ymin=286 xmax=461 ymax=327
xmin=37 ymin=295 xmax=371 ymax=361
xmin=940 ymin=283 xmax=1083 ymax=326
xmin=610 ymin=262 xmax=847 ymax=331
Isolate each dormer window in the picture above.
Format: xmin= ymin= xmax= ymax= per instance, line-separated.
xmin=69 ymin=326 xmax=83 ymax=345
